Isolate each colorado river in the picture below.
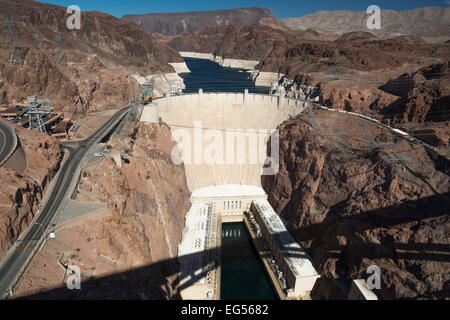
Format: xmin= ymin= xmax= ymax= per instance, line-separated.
xmin=179 ymin=57 xmax=276 ymax=300
xmin=181 ymin=58 xmax=270 ymax=93
xmin=221 ymin=222 xmax=276 ymax=300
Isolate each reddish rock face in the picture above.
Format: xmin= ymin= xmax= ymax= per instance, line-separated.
xmin=168 ymin=24 xmax=448 ymax=75
xmin=379 ymin=62 xmax=450 ymax=124
xmin=0 ymin=0 xmax=182 ymax=112
xmin=262 ymin=110 xmax=449 ymax=300
xmin=0 ymin=125 xmax=63 ymax=260
xmin=11 ymin=122 xmax=191 ymax=299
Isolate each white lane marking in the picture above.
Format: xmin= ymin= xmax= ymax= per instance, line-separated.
xmin=0 ymin=128 xmax=7 ymax=157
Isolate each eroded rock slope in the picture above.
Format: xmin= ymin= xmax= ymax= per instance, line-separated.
xmin=262 ymin=109 xmax=450 ymax=299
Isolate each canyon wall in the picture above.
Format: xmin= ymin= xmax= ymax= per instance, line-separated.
xmin=0 ymin=126 xmax=63 ymax=260
xmin=0 ymin=0 xmax=183 ymax=113
xmin=12 ymin=121 xmax=191 ymax=299
xmin=282 ymin=7 xmax=450 ymax=40
xmin=262 ymin=109 xmax=450 ymax=299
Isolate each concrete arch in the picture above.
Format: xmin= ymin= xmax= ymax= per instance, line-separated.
xmin=141 ymin=92 xmax=308 ymax=192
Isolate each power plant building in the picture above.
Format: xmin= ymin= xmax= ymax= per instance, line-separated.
xmin=250 ymin=199 xmax=320 ymax=297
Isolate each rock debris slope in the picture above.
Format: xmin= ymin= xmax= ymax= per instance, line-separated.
xmin=0 ymin=0 xmax=183 ymax=112
xmin=262 ymin=109 xmax=449 ymax=300
xmin=12 ymin=121 xmax=191 ymax=299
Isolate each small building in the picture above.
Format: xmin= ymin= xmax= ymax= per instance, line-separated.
xmin=250 ymin=199 xmax=320 ymax=297
xmin=0 ymin=106 xmax=28 ymax=119
xmin=51 ymin=120 xmax=72 ymax=141
xmin=190 ymin=185 xmax=267 ymax=222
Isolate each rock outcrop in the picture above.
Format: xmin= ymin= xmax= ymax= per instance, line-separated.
xmin=0 ymin=126 xmax=63 ymax=260
xmin=379 ymin=62 xmax=450 ymax=124
xmin=168 ymin=24 xmax=448 ymax=77
xmin=11 ymin=121 xmax=191 ymax=299
xmin=262 ymin=109 xmax=450 ymax=300
xmin=0 ymin=0 xmax=183 ymax=112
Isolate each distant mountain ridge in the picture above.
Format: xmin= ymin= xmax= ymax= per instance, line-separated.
xmin=282 ymin=7 xmax=450 ymax=40
xmin=122 ymin=7 xmax=286 ymax=37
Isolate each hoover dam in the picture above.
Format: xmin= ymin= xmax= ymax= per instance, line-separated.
xmin=140 ymin=88 xmax=320 ymax=300
xmin=141 ymin=91 xmax=308 ymax=190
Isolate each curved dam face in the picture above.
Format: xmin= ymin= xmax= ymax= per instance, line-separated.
xmin=141 ymin=92 xmax=308 ymax=192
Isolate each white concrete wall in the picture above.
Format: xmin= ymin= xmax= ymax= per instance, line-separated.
xmin=133 ymin=72 xmax=185 ymax=98
xmin=221 ymin=59 xmax=260 ymax=70
xmin=169 ymin=62 xmax=191 ymax=74
xmin=251 ymin=70 xmax=285 ymax=87
xmin=179 ymin=51 xmax=217 ymax=62
xmin=141 ymin=92 xmax=308 ymax=191
xmin=179 ymin=52 xmax=259 ymax=70
xmin=140 ymin=103 xmax=159 ymax=124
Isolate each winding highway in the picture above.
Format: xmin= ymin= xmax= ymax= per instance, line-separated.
xmin=0 ymin=119 xmax=17 ymax=166
xmin=0 ymin=107 xmax=129 ymax=299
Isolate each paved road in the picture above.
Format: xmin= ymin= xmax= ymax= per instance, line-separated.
xmin=0 ymin=107 xmax=129 ymax=298
xmin=0 ymin=120 xmax=16 ymax=166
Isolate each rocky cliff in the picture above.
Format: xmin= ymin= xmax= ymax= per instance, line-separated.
xmin=379 ymin=62 xmax=450 ymax=124
xmin=11 ymin=121 xmax=191 ymax=299
xmin=0 ymin=0 xmax=183 ymax=112
xmin=0 ymin=126 xmax=63 ymax=260
xmin=262 ymin=109 xmax=450 ymax=299
xmin=122 ymin=7 xmax=286 ymax=37
xmin=168 ymin=24 xmax=446 ymax=75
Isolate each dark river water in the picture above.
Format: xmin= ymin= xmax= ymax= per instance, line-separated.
xmin=221 ymin=223 xmax=276 ymax=300
xmin=180 ymin=57 xmax=270 ymax=94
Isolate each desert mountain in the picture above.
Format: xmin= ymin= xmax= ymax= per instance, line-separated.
xmin=168 ymin=24 xmax=446 ymax=74
xmin=0 ymin=0 xmax=183 ymax=112
xmin=122 ymin=7 xmax=286 ymax=37
xmin=262 ymin=110 xmax=450 ymax=300
xmin=380 ymin=62 xmax=450 ymax=123
xmin=282 ymin=7 xmax=450 ymax=41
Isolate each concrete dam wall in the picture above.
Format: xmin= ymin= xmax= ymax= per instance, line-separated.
xmin=141 ymin=92 xmax=308 ymax=192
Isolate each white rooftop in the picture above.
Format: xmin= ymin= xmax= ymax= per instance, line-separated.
xmin=178 ymin=202 xmax=212 ymax=286
xmin=252 ymin=199 xmax=319 ymax=278
xmin=191 ymin=184 xmax=267 ymax=199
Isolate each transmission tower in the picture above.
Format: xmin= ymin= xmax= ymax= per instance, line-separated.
xmin=0 ymin=15 xmax=24 ymax=66
xmin=27 ymin=97 xmax=53 ymax=133
xmin=52 ymin=35 xmax=67 ymax=66
xmin=32 ymin=31 xmax=67 ymax=66
xmin=115 ymin=82 xmax=154 ymax=151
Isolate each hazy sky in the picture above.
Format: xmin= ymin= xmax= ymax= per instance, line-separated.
xmin=41 ymin=0 xmax=450 ymax=18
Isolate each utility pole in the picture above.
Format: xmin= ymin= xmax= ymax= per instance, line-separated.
xmin=27 ymin=97 xmax=53 ymax=133
xmin=117 ymin=81 xmax=154 ymax=152
xmin=0 ymin=15 xmax=24 ymax=66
